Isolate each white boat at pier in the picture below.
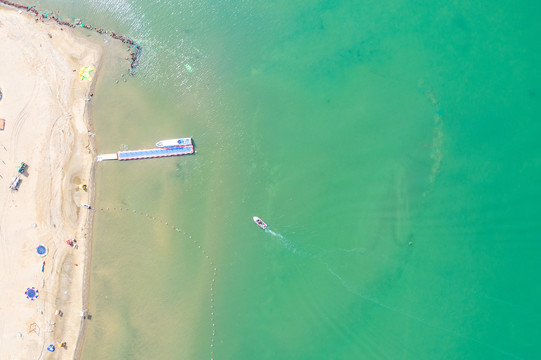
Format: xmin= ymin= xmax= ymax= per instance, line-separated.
xmin=156 ymin=137 xmax=192 ymax=148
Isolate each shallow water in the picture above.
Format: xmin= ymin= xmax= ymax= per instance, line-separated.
xmin=14 ymin=0 xmax=541 ymax=358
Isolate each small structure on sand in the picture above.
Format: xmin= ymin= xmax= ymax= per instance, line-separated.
xmin=36 ymin=244 xmax=48 ymax=257
xmin=25 ymin=287 xmax=39 ymax=300
xmin=78 ymin=66 xmax=95 ymax=81
xmin=17 ymin=162 xmax=27 ymax=174
xmin=28 ymin=322 xmax=39 ymax=335
xmin=9 ymin=176 xmax=21 ymax=191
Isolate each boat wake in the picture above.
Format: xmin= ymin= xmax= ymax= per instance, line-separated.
xmin=269 ymin=230 xmax=520 ymax=358
xmin=265 ymin=229 xmax=307 ymax=257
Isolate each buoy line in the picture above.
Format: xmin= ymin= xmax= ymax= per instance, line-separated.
xmin=98 ymin=206 xmax=217 ymax=359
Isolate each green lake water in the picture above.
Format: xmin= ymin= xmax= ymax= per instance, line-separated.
xmin=15 ymin=0 xmax=541 ymax=358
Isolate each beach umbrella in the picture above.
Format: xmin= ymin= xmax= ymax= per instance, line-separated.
xmin=25 ymin=287 xmax=39 ymax=300
xmin=47 ymin=344 xmax=55 ymax=352
xmin=78 ymin=66 xmax=95 ymax=81
xmin=36 ymin=244 xmax=48 ymax=257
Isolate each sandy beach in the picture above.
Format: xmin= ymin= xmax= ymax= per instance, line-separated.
xmin=0 ymin=7 xmax=100 ymax=359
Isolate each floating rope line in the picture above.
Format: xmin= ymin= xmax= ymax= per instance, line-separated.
xmin=99 ymin=206 xmax=217 ymax=359
xmin=0 ymin=0 xmax=142 ymax=74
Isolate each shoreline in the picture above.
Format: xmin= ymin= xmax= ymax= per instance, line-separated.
xmin=0 ymin=0 xmax=142 ymax=74
xmin=73 ymin=77 xmax=99 ymax=360
xmin=0 ymin=7 xmax=102 ymax=359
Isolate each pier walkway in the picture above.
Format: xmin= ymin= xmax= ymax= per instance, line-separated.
xmin=97 ymin=145 xmax=194 ymax=162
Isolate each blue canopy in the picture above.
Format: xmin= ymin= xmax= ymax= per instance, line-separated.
xmin=36 ymin=245 xmax=48 ymax=257
xmin=25 ymin=287 xmax=39 ymax=300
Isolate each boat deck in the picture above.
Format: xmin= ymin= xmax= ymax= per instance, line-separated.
xmin=157 ymin=137 xmax=192 ymax=147
xmin=177 ymin=138 xmax=192 ymax=146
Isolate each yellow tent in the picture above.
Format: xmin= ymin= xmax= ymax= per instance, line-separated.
xmin=79 ymin=66 xmax=95 ymax=81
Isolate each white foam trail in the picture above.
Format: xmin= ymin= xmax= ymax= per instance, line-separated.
xmin=266 ymin=228 xmax=312 ymax=257
xmin=266 ymin=228 xmax=368 ymax=261
xmin=322 ymin=247 xmax=366 ymax=255
xmin=265 ymin=225 xmax=520 ymax=358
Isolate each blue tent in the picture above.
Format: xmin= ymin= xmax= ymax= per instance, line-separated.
xmin=47 ymin=344 xmax=55 ymax=352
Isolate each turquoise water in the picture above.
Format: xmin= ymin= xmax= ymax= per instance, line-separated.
xmin=17 ymin=0 xmax=541 ymax=358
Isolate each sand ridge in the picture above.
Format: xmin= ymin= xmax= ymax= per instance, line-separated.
xmin=0 ymin=7 xmax=101 ymax=359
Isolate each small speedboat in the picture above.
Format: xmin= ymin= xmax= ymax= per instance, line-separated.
xmin=253 ymin=216 xmax=268 ymax=230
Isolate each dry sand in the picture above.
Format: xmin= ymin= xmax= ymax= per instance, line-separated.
xmin=0 ymin=7 xmax=101 ymax=359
